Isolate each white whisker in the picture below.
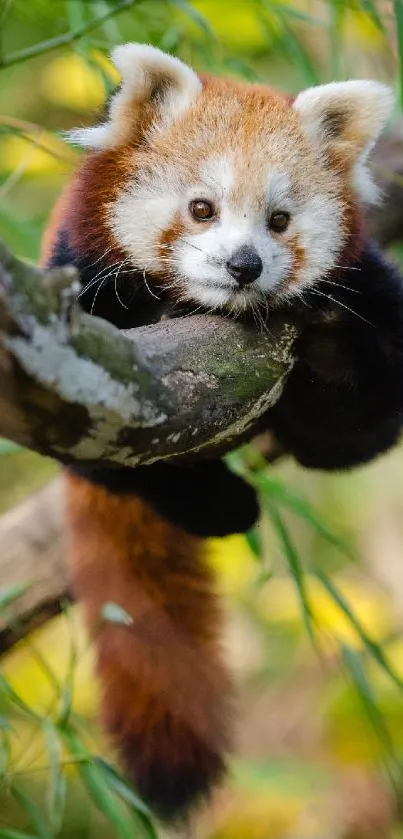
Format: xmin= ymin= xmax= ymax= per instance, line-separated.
xmin=143 ymin=267 xmax=161 ymax=300
xmin=114 ymin=261 xmax=129 ymax=310
xmin=90 ymin=276 xmax=109 ymax=315
xmin=310 ymin=289 xmax=373 ymax=326
xmin=321 ymin=279 xmax=361 ymax=294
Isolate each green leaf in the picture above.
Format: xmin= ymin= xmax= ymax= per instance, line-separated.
xmin=0 ymin=720 xmax=12 ymax=776
xmin=0 ymin=439 xmax=22 ymax=455
xmin=0 ymin=582 xmax=30 ymax=613
xmin=94 ymin=759 xmax=159 ymax=838
xmin=171 ymin=0 xmax=215 ymax=39
xmin=44 ymin=724 xmax=66 ymax=835
xmin=11 ymin=786 xmax=52 ymax=839
xmin=358 ymin=0 xmax=385 ymax=32
xmin=264 ymin=500 xmax=316 ymax=646
xmin=62 ymin=730 xmax=148 ymax=839
xmin=228 ymin=445 xmax=356 ymax=562
xmin=245 ymin=527 xmax=261 ymax=558
xmin=0 ymin=832 xmax=41 ymax=839
xmin=221 ymin=56 xmax=259 ymax=82
xmin=256 ymin=474 xmax=357 ymax=561
xmin=341 ymin=644 xmax=399 ymax=778
xmin=77 ymin=764 xmax=138 ymax=839
xmin=90 ymin=0 xmax=123 ymax=44
xmin=274 ymin=19 xmax=320 ymax=86
xmin=394 ymin=0 xmax=403 ymax=108
xmin=0 ymin=675 xmax=41 ymax=721
xmin=21 ymin=637 xmax=62 ymax=696
xmin=263 ymin=0 xmax=320 ymax=26
xmin=57 ymin=687 xmax=73 ymax=728
xmin=315 ymin=569 xmax=403 ymax=692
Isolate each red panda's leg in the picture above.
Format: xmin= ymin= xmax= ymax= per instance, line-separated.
xmin=65 ymin=473 xmax=233 ymax=823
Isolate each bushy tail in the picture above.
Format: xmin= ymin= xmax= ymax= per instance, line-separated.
xmin=65 ymin=473 xmax=233 ymax=822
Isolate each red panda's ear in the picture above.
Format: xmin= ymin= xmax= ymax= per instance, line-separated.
xmin=66 ymin=44 xmax=202 ymax=150
xmin=293 ymin=80 xmax=394 ymax=203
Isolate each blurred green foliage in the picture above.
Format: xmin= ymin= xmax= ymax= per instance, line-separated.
xmin=2 ymin=1 xmax=403 ymax=837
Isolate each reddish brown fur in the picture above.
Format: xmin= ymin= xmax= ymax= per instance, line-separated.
xmin=157 ymin=212 xmax=186 ymax=273
xmin=65 ymin=474 xmax=233 ymax=819
xmin=42 ymin=149 xmax=133 ymax=267
xmin=42 ymin=195 xmax=233 ymax=821
xmin=44 ymin=73 xmax=362 ymax=292
xmin=42 ymin=67 xmax=371 ymax=821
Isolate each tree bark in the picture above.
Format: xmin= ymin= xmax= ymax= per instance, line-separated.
xmin=0 ymin=478 xmax=68 ymax=655
xmin=1 ymin=125 xmax=403 ymax=653
xmin=0 ymin=238 xmax=296 ymax=468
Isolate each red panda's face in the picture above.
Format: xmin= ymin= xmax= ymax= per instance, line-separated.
xmin=107 ymin=125 xmax=344 ymax=313
xmin=68 ymin=45 xmax=393 ymax=313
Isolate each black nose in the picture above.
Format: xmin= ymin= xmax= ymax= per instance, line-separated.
xmin=226 ymin=245 xmax=263 ymax=286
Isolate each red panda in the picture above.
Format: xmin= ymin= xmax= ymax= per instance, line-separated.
xmin=42 ymin=44 xmax=403 ymax=823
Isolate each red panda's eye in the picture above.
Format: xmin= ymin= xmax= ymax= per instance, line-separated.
xmin=189 ymin=200 xmax=216 ymax=221
xmin=269 ymin=211 xmax=290 ymax=233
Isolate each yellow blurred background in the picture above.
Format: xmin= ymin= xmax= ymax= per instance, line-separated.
xmin=2 ymin=1 xmax=403 ymax=837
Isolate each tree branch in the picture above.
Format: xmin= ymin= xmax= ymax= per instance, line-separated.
xmin=0 ymin=479 xmax=68 ymax=655
xmin=1 ymin=127 xmax=403 ymax=652
xmin=0 ymin=239 xmax=296 ymax=467
xmin=0 ymin=127 xmax=402 ymax=474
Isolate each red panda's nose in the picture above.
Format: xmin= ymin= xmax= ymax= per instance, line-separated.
xmin=226 ymin=246 xmax=263 ymax=286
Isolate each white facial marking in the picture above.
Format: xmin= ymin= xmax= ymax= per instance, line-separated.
xmin=108 ymin=150 xmax=344 ymax=311
xmin=108 ymin=158 xmax=182 ymax=273
xmin=171 ymin=157 xmax=290 ymax=309
xmin=170 ymin=157 xmax=342 ymax=310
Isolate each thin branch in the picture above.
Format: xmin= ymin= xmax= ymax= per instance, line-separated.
xmin=0 ymin=479 xmax=68 ymax=655
xmin=0 ymin=0 xmax=139 ymax=69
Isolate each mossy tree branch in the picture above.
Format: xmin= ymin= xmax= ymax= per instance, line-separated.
xmin=1 ymin=129 xmax=403 ymax=651
xmin=1 ymin=127 xmax=403 ymax=471
xmin=0 ymin=239 xmax=296 ymax=468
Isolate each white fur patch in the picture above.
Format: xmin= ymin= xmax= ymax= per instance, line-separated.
xmin=108 ymin=153 xmax=183 ymax=274
xmin=266 ymin=172 xmax=294 ymax=210
xmin=198 ymin=156 xmax=235 ymax=197
xmin=108 ymin=149 xmax=345 ymax=312
xmin=171 ymin=159 xmax=342 ymax=309
xmin=67 ymin=43 xmax=201 ymax=150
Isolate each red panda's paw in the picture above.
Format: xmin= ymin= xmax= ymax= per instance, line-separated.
xmin=110 ymin=713 xmax=227 ymax=824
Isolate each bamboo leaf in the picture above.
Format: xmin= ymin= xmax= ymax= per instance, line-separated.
xmin=0 ymin=675 xmax=42 ymax=721
xmin=94 ymin=758 xmax=159 ymax=838
xmin=0 ymin=0 xmax=137 ymax=68
xmin=0 ymin=720 xmax=12 ymax=776
xmin=358 ymin=0 xmax=385 ymax=31
xmin=11 ymin=787 xmax=52 ymax=839
xmin=263 ymin=1 xmax=320 ymax=26
xmin=256 ymin=474 xmax=357 ymax=561
xmin=62 ymin=730 xmax=152 ymax=839
xmin=44 ymin=724 xmax=66 ymax=836
xmin=264 ymin=499 xmax=316 ymax=645
xmin=245 ymin=527 xmax=261 ymax=558
xmin=394 ymin=0 xmax=403 ymax=108
xmin=171 ymin=0 xmax=215 ymax=39
xmin=316 ymin=569 xmax=403 ymax=692
xmin=341 ymin=644 xmax=400 ymax=781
